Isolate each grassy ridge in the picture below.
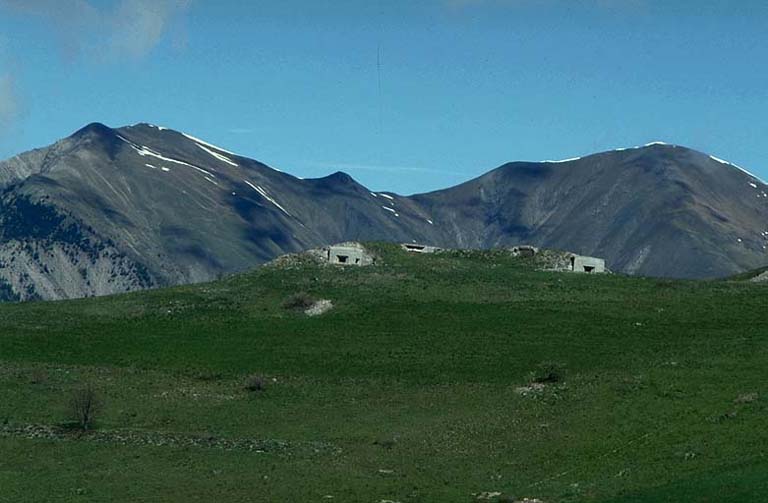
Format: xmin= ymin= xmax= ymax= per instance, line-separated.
xmin=1 ymin=244 xmax=766 ymax=502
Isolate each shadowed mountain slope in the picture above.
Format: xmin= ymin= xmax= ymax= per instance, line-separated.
xmin=415 ymin=143 xmax=768 ymax=278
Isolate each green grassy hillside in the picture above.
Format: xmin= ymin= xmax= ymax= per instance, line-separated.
xmin=1 ymin=244 xmax=766 ymax=502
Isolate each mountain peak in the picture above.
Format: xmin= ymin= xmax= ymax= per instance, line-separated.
xmin=129 ymin=123 xmax=171 ymax=132
xmin=317 ymin=171 xmax=358 ymax=185
xmin=328 ymin=170 xmax=354 ymax=181
xmin=70 ymin=122 xmax=123 ymax=157
xmin=73 ymin=122 xmax=115 ymax=138
xmin=641 ymin=141 xmax=675 ymax=148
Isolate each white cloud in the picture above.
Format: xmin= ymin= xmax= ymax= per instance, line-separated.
xmin=0 ymin=0 xmax=190 ymax=132
xmin=0 ymin=0 xmax=191 ymax=61
xmin=110 ymin=0 xmax=191 ymax=60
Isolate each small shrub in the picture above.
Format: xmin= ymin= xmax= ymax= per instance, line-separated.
xmin=528 ymin=361 xmax=566 ymax=384
xmin=29 ymin=368 xmax=49 ymax=385
xmin=244 ymin=374 xmax=266 ymax=392
xmin=373 ymin=438 xmax=397 ymax=450
xmin=281 ymin=292 xmax=316 ymax=311
xmin=193 ymin=370 xmax=223 ymax=382
xmin=69 ymin=385 xmax=101 ymax=431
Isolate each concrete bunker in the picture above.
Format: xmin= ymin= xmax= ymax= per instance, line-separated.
xmin=569 ymin=254 xmax=605 ymax=274
xmin=324 ymin=243 xmax=375 ymax=266
xmin=401 ymin=243 xmax=441 ymax=254
xmin=510 ymin=245 xmax=539 ymax=258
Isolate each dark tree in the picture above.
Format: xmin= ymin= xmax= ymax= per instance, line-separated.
xmin=69 ymin=385 xmax=101 ymax=431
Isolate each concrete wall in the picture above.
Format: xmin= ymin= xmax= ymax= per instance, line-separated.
xmin=510 ymin=245 xmax=538 ymax=258
xmin=401 ymin=243 xmax=441 ymax=254
xmin=327 ymin=245 xmax=374 ymax=266
xmin=570 ymin=255 xmax=605 ymax=273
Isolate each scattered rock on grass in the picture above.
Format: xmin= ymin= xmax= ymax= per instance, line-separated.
xmin=514 ymin=383 xmax=546 ymax=396
xmin=0 ymin=422 xmax=338 ymax=454
xmin=475 ymin=492 xmax=503 ymax=500
xmin=734 ymin=392 xmax=759 ymax=404
xmin=305 ymin=299 xmax=333 ymax=316
xmin=475 ymin=491 xmax=544 ymax=502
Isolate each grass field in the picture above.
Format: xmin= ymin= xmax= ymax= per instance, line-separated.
xmin=1 ymin=244 xmax=766 ymax=502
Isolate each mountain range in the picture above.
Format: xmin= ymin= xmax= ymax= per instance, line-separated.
xmin=0 ymin=122 xmax=766 ymax=300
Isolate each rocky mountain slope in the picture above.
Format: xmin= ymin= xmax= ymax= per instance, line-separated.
xmin=416 ymin=143 xmax=768 ymax=279
xmin=0 ymin=124 xmax=766 ymax=300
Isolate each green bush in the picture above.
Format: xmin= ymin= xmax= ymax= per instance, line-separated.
xmin=244 ymin=374 xmax=266 ymax=392
xmin=528 ymin=361 xmax=566 ymax=384
xmin=281 ymin=292 xmax=316 ymax=311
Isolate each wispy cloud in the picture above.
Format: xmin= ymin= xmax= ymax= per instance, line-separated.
xmin=0 ymin=73 xmax=19 ymax=134
xmin=0 ymin=0 xmax=191 ymax=131
xmin=0 ymin=0 xmax=191 ymax=61
xmin=109 ymin=0 xmax=191 ymax=60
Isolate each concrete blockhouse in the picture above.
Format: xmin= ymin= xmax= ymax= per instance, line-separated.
xmin=569 ymin=254 xmax=605 ymax=274
xmin=510 ymin=245 xmax=539 ymax=258
xmin=401 ymin=243 xmax=441 ymax=254
xmin=326 ymin=243 xmax=374 ymax=266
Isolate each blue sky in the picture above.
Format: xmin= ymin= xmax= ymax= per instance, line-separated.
xmin=1 ymin=0 xmax=767 ymax=194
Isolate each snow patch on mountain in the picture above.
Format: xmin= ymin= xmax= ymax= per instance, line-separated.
xmin=382 ymin=206 xmax=399 ymax=217
xmin=244 ymin=180 xmax=291 ymax=216
xmin=543 ymin=156 xmax=582 ymax=164
xmin=709 ymin=155 xmax=767 ymax=185
xmin=117 ymin=134 xmax=216 ymax=178
xmin=195 ymin=143 xmax=238 ymax=167
xmin=181 ymin=132 xmax=239 ymax=157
